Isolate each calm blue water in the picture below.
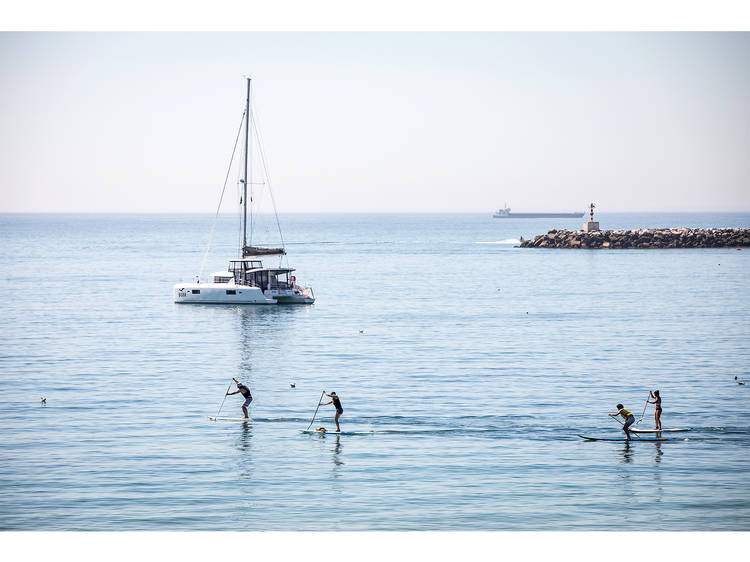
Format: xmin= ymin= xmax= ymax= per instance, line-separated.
xmin=1 ymin=212 xmax=749 ymax=531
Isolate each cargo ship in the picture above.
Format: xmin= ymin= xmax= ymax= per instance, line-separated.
xmin=492 ymin=204 xmax=584 ymax=219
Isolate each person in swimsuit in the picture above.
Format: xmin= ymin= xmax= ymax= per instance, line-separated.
xmin=226 ymin=377 xmax=253 ymax=419
xmin=320 ymin=391 xmax=343 ymax=432
xmin=609 ymin=404 xmax=635 ymax=440
xmin=648 ymin=390 xmax=662 ymax=430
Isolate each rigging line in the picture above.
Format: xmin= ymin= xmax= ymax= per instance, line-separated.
xmin=251 ymin=99 xmax=286 ymax=251
xmin=199 ymin=109 xmax=246 ymax=280
xmin=251 ymin=98 xmax=257 ymax=245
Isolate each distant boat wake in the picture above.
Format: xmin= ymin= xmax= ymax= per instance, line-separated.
xmin=475 ymin=239 xmax=520 ymax=245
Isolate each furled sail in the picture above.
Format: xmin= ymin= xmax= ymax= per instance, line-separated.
xmin=243 ymin=245 xmax=286 ymax=257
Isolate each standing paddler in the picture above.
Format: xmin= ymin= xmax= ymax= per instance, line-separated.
xmin=226 ymin=378 xmax=253 ymax=419
xmin=320 ymin=391 xmax=343 ymax=432
xmin=647 ymin=390 xmax=662 ymax=430
xmin=609 ymin=403 xmax=636 ymax=440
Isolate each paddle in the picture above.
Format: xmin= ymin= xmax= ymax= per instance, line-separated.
xmin=306 ymin=390 xmax=326 ymax=430
xmin=636 ymin=392 xmax=650 ymax=425
xmin=215 ymin=379 xmax=234 ymax=418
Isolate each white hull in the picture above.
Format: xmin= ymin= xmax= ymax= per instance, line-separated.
xmin=173 ymin=282 xmax=315 ymax=304
xmin=267 ymin=287 xmax=316 ymax=304
xmin=173 ymin=282 xmax=276 ymax=304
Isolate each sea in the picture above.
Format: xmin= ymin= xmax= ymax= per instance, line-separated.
xmin=0 ymin=212 xmax=748 ymax=531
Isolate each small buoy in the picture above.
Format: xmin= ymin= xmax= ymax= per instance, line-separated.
xmin=737 ymin=248 xmax=742 ymax=251
xmin=290 ymin=383 xmax=296 ymax=388
xmin=359 ymin=330 xmax=364 ymax=334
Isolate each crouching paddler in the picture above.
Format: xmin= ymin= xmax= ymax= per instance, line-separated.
xmin=609 ymin=403 xmax=636 ymax=440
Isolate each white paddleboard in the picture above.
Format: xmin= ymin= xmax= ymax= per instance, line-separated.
xmin=577 ymin=434 xmax=669 ymax=442
xmin=631 ymin=428 xmax=691 ymax=433
xmin=208 ymin=416 xmax=252 ymax=421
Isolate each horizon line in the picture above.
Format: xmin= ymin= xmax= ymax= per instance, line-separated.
xmin=2 ymin=210 xmax=750 ymax=215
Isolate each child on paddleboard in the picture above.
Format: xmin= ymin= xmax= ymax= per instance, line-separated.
xmin=320 ymin=391 xmax=343 ymax=432
xmin=647 ymin=390 xmax=662 ymax=430
xmin=226 ymin=378 xmax=253 ymax=419
xmin=609 ymin=404 xmax=635 ymax=440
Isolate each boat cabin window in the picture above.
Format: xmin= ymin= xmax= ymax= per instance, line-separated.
xmin=254 ymin=272 xmax=269 ymax=287
xmin=191 ymin=289 xmax=200 ymax=295
xmin=226 ymin=290 xmax=236 ymax=295
xmin=274 ymin=272 xmax=290 ymax=287
xmin=228 ymin=260 xmax=267 ymax=286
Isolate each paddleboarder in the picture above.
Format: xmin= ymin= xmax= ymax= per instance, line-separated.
xmin=320 ymin=391 xmax=343 ymax=432
xmin=647 ymin=390 xmax=662 ymax=430
xmin=609 ymin=403 xmax=635 ymax=440
xmin=226 ymin=378 xmax=253 ymax=419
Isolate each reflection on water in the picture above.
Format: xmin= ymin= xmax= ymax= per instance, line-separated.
xmin=332 ymin=434 xmax=344 ymax=470
xmin=614 ymin=442 xmax=636 ymax=505
xmin=619 ymin=442 xmax=633 ymax=464
xmin=234 ymin=421 xmax=254 ymax=489
xmin=652 ymin=442 xmax=664 ymax=505
xmin=236 ymin=305 xmax=308 ymax=380
xmin=653 ymin=441 xmax=664 ymax=464
xmin=236 ymin=421 xmax=253 ymax=453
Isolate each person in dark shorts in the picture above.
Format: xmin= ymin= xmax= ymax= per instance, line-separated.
xmin=226 ymin=377 xmax=253 ymax=419
xmin=647 ymin=390 xmax=662 ymax=430
xmin=320 ymin=391 xmax=343 ymax=432
xmin=609 ymin=403 xmax=635 ymax=440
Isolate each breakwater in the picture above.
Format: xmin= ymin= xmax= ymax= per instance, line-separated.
xmin=519 ymin=227 xmax=750 ymax=249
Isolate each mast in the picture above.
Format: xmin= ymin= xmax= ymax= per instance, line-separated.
xmin=242 ymin=78 xmax=251 ymax=250
xmin=240 ymin=77 xmax=285 ymax=258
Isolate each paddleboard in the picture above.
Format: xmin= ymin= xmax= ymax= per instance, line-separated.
xmin=208 ymin=416 xmax=252 ymax=421
xmin=631 ymin=428 xmax=691 ymax=433
xmin=577 ymin=434 xmax=669 ymax=442
xmin=300 ymin=429 xmax=373 ymax=435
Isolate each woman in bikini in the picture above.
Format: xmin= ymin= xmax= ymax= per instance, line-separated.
xmin=648 ymin=390 xmax=662 ymax=430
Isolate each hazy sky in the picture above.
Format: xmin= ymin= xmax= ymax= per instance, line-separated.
xmin=1 ymin=32 xmax=748 ymax=213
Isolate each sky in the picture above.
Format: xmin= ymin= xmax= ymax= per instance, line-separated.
xmin=1 ymin=31 xmax=749 ymax=213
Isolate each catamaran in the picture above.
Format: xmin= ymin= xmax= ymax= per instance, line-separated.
xmin=173 ymin=78 xmax=315 ymax=305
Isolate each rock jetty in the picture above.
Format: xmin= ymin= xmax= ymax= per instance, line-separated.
xmin=519 ymin=228 xmax=750 ymax=249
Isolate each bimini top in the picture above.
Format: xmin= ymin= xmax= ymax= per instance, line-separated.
xmin=228 ymin=259 xmax=295 ymax=274
xmin=246 ymin=268 xmax=296 ymax=274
